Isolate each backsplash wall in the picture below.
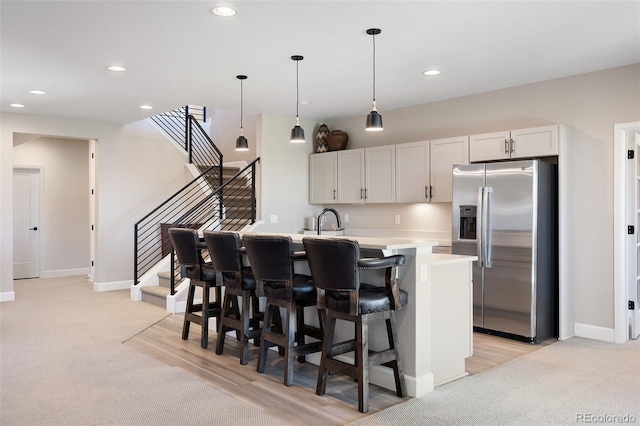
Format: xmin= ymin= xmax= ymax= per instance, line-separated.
xmin=322 ymin=202 xmax=453 ymax=243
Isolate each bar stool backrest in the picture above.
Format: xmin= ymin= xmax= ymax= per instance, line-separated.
xmin=168 ymin=228 xmax=203 ymax=267
xmin=303 ymin=238 xmax=360 ymax=292
xmin=242 ymin=234 xmax=294 ymax=282
xmin=203 ymin=231 xmax=242 ymax=273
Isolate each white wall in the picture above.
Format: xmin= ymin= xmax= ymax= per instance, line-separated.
xmin=324 ymin=64 xmax=640 ymax=332
xmin=13 ymin=136 xmax=90 ymax=276
xmin=255 ymin=114 xmax=323 ymax=233
xmin=208 ymin=108 xmax=257 ymax=163
xmin=1 ymin=113 xmax=191 ymax=296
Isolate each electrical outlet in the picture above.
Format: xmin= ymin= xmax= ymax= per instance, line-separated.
xmin=270 ymin=214 xmax=278 ymax=223
xmin=394 ymin=215 xmax=400 ymax=225
xmin=344 ymin=214 xmax=349 ymax=223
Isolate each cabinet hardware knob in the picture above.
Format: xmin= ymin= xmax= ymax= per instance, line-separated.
xmin=30 ymin=227 xmax=38 ymax=231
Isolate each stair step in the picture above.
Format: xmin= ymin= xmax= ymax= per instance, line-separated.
xmin=158 ymin=271 xmax=173 ymax=289
xmin=221 ymin=218 xmax=252 ymax=231
xmin=140 ymin=286 xmax=170 ymax=308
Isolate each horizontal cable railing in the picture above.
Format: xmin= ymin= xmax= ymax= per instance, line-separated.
xmin=133 ymin=165 xmax=222 ymax=285
xmin=167 ymin=158 xmax=260 ymax=292
xmin=135 ymin=105 xmax=257 ymax=298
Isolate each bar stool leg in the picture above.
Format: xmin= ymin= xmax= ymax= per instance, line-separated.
xmin=239 ymin=290 xmax=252 ymax=365
xmin=201 ymin=283 xmax=210 ymax=349
xmin=356 ymin=315 xmax=369 ymax=413
xmin=316 ymin=312 xmax=336 ymax=396
xmin=387 ymin=310 xmax=407 ymax=397
xmin=182 ymin=282 xmax=195 ymax=340
xmin=257 ymin=300 xmax=275 ymax=374
xmin=284 ymin=302 xmax=297 ymax=386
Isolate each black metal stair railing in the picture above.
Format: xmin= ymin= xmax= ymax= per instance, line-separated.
xmin=133 ymin=165 xmax=222 ymax=286
xmin=148 ymin=106 xmax=220 ymax=169
xmin=135 ymin=104 xmax=259 ymax=296
xmin=166 ymin=158 xmax=260 ymax=293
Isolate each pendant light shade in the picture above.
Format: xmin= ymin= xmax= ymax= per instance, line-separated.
xmin=365 ymin=28 xmax=383 ymax=132
xmin=290 ymin=55 xmax=305 ymax=143
xmin=235 ymin=75 xmax=249 ymax=151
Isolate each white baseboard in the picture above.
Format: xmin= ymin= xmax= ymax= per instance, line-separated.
xmin=41 ymin=268 xmax=89 ymax=279
xmin=0 ymin=291 xmax=16 ymax=302
xmin=93 ymin=280 xmax=133 ymax=292
xmin=574 ymin=322 xmax=615 ymax=342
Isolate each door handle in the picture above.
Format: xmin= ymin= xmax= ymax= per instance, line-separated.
xmin=30 ymin=227 xmax=38 ymax=231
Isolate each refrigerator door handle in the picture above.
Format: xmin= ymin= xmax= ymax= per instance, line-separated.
xmin=477 ymin=186 xmax=484 ymax=267
xmin=484 ymin=187 xmax=493 ymax=267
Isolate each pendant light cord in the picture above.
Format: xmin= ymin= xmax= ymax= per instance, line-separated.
xmin=372 ymin=32 xmax=376 ymax=102
xmin=240 ymin=78 xmax=244 ymax=129
xmin=296 ymin=59 xmax=300 ymax=118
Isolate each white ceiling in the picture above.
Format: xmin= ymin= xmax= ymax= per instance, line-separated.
xmin=2 ymin=1 xmax=639 ymax=125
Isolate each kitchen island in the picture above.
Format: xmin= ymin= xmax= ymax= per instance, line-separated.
xmin=241 ymin=232 xmax=477 ymax=397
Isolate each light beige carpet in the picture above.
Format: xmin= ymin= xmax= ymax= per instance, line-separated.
xmin=347 ymin=335 xmax=640 ymax=425
xmin=0 ymin=276 xmax=284 ymax=425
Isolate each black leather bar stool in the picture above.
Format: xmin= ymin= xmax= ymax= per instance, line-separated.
xmin=203 ymin=230 xmax=263 ymax=365
xmin=242 ymin=234 xmax=324 ymax=386
xmin=302 ymin=237 xmax=408 ymax=413
xmin=168 ymin=227 xmax=222 ymax=349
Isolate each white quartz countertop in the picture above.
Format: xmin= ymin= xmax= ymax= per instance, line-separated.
xmin=240 ymin=232 xmax=441 ymax=251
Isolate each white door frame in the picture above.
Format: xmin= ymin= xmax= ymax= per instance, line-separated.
xmin=614 ymin=121 xmax=640 ymax=343
xmin=89 ymin=140 xmax=97 ymax=282
xmin=13 ymin=165 xmax=44 ymax=278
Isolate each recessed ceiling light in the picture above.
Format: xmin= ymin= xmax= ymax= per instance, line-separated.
xmin=139 ymin=105 xmax=153 ymax=110
xmin=211 ymin=6 xmax=237 ymax=16
xmin=108 ymin=65 xmax=126 ymax=72
xmin=29 ymin=90 xmax=46 ymax=95
xmin=299 ymin=100 xmax=312 ymax=105
xmin=10 ymin=103 xmax=25 ymax=108
xmin=423 ymin=69 xmax=441 ymax=76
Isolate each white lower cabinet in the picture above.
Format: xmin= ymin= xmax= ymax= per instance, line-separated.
xmin=470 ymin=125 xmax=558 ymax=162
xmin=396 ymin=136 xmax=469 ymax=203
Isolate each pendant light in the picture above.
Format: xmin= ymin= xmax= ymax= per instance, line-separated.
xmin=365 ymin=28 xmax=383 ymax=131
xmin=290 ymin=55 xmax=305 ymax=143
xmin=235 ymin=75 xmax=249 ymax=151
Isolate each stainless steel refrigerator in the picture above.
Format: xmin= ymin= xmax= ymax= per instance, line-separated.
xmin=451 ymin=160 xmax=557 ymax=343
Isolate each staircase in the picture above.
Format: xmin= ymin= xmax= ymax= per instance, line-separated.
xmin=132 ymin=106 xmax=260 ymax=311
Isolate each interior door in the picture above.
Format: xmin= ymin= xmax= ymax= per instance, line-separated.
xmin=13 ymin=168 xmax=40 ymax=279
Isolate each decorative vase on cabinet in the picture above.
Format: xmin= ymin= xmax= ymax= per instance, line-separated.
xmin=328 ymin=130 xmax=348 ymax=151
xmin=316 ymin=124 xmax=330 ymax=153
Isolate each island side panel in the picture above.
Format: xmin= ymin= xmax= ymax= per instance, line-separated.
xmin=430 ymin=260 xmax=474 ymax=386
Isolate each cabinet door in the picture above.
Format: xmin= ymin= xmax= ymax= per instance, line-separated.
xmin=511 ymin=125 xmax=558 ymax=159
xmin=365 ymin=145 xmax=396 ymax=203
xmin=469 ymin=131 xmax=511 ymax=162
xmin=430 ymin=136 xmax=469 ymax=203
xmin=396 ymin=141 xmax=430 ymax=203
xmin=309 ymin=152 xmax=337 ymax=204
xmin=337 ymin=149 xmax=365 ymax=204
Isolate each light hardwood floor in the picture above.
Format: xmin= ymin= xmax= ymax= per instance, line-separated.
xmin=125 ymin=314 xmax=555 ymax=425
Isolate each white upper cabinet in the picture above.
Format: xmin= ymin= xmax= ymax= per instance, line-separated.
xmin=470 ymin=125 xmax=558 ymax=162
xmin=396 ymin=137 xmax=469 ymax=203
xmin=396 ymin=141 xmax=430 ymax=203
xmin=337 ymin=149 xmax=366 ymax=204
xmin=309 ymin=152 xmax=337 ymax=204
xmin=510 ymin=125 xmax=558 ymax=159
xmin=430 ymin=136 xmax=469 ymax=203
xmin=310 ymin=146 xmax=396 ymax=205
xmin=365 ymin=145 xmax=396 ymax=203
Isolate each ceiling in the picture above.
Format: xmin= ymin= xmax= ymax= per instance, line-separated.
xmin=2 ymin=1 xmax=639 ymax=125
